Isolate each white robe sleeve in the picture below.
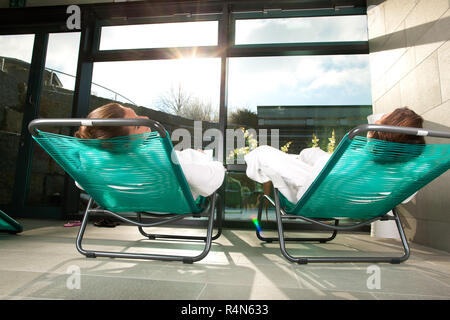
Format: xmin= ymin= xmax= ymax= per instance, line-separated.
xmin=245 ymin=145 xmax=316 ymax=203
xmin=175 ymin=149 xmax=226 ymax=200
xmin=298 ymin=147 xmax=330 ymax=167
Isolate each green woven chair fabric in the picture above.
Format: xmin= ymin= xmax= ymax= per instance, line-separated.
xmin=32 ymin=130 xmax=204 ymax=214
xmin=279 ymin=134 xmax=450 ymax=219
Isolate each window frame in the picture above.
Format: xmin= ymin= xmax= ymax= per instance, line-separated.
xmin=0 ymin=1 xmax=370 ymax=226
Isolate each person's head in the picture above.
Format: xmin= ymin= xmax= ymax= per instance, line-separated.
xmin=74 ymin=103 xmax=150 ymax=139
xmin=367 ymin=107 xmax=425 ymax=144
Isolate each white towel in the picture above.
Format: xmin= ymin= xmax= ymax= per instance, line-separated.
xmin=244 ymin=145 xmax=331 ymax=203
xmin=175 ymin=149 xmax=226 ymax=200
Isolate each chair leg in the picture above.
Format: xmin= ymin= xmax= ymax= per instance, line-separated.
xmin=137 ymin=194 xmax=223 ymax=242
xmin=273 ymin=190 xmax=411 ymax=264
xmin=75 ymin=193 xmax=218 ymax=263
xmin=76 ymin=197 xmax=96 ymax=258
xmin=391 ymin=208 xmax=410 ymax=264
xmin=255 ymin=194 xmax=338 ymax=243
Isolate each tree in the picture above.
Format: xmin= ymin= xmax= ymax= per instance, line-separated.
xmin=157 ymin=83 xmax=218 ymax=122
xmin=181 ymin=97 xmax=218 ymax=122
xmin=228 ymin=107 xmax=258 ymax=128
xmin=157 ymin=82 xmax=192 ymax=116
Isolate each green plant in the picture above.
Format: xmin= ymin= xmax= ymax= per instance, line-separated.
xmin=327 ymin=129 xmax=336 ymax=154
xmin=280 ymin=141 xmax=292 ymax=153
xmin=227 ymin=128 xmax=293 ymax=162
xmin=311 ymin=129 xmax=337 ymax=153
xmin=227 ymin=128 xmax=258 ymax=163
xmin=311 ymin=133 xmax=320 ymax=148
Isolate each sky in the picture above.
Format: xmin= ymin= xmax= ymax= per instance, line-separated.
xmin=0 ymin=15 xmax=372 ymax=115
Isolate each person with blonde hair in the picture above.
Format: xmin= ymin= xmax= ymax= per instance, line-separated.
xmin=75 ymin=103 xmax=226 ymax=227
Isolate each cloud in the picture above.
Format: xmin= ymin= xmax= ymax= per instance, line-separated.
xmin=0 ymin=34 xmax=34 ymax=63
xmin=45 ymin=33 xmax=81 ymax=89
xmin=235 ymin=15 xmax=368 ymax=44
xmin=228 ymin=55 xmax=371 ymax=111
xmin=46 ymin=33 xmax=81 ymax=75
xmin=306 ymin=66 xmax=370 ymax=91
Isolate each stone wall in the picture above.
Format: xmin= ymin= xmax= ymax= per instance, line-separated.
xmin=367 ymin=0 xmax=450 ymax=252
xmin=0 ymin=64 xmax=26 ymax=204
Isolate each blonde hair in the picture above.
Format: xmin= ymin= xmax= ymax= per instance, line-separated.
xmin=74 ymin=103 xmax=130 ymax=139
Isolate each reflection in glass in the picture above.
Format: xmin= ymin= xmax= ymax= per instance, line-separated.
xmin=27 ymin=32 xmax=81 ymax=206
xmin=225 ymin=172 xmax=276 ymax=221
xmin=225 ymin=55 xmax=372 ymax=219
xmin=0 ymin=34 xmax=34 ymax=205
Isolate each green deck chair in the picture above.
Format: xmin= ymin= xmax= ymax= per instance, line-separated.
xmin=255 ymin=124 xmax=450 ymax=264
xmin=28 ymin=118 xmax=222 ymax=263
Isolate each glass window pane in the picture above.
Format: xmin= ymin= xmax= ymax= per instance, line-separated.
xmin=100 ymin=21 xmax=218 ymax=50
xmin=228 ymin=55 xmax=371 ymax=111
xmin=90 ymin=58 xmax=221 ymax=155
xmin=26 ymin=32 xmax=81 ymax=207
xmin=235 ymin=15 xmax=368 ymax=44
xmin=225 ymin=55 xmax=372 ymax=220
xmin=225 ymin=171 xmax=277 ymax=220
xmin=0 ymin=34 xmax=35 ymax=205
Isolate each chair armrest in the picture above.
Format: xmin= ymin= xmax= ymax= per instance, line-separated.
xmin=348 ymin=124 xmax=450 ymax=140
xmin=28 ymin=118 xmax=167 ymax=138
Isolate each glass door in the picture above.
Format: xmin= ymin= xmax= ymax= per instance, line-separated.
xmin=0 ymin=34 xmax=35 ymax=206
xmin=26 ymin=32 xmax=80 ymax=208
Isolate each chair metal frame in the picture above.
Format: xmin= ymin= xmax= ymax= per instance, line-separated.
xmin=0 ymin=209 xmax=23 ymax=234
xmin=255 ymin=124 xmax=450 ymax=264
xmin=29 ymin=118 xmax=223 ymax=263
xmin=76 ymin=193 xmax=219 ymax=264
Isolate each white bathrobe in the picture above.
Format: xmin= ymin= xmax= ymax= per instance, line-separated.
xmin=244 ymin=145 xmax=331 ymax=204
xmin=175 ymin=149 xmax=226 ymax=200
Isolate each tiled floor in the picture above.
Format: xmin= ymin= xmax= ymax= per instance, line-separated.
xmin=0 ymin=218 xmax=449 ymax=300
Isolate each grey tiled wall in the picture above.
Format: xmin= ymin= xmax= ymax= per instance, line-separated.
xmin=367 ymin=0 xmax=450 ymax=252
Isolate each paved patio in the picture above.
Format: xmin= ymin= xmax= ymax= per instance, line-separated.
xmin=1 ymin=218 xmax=449 ymax=300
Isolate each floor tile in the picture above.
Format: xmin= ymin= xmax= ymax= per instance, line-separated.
xmin=1 ymin=219 xmax=449 ymax=300
xmin=1 ymin=269 xmax=205 ymax=300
